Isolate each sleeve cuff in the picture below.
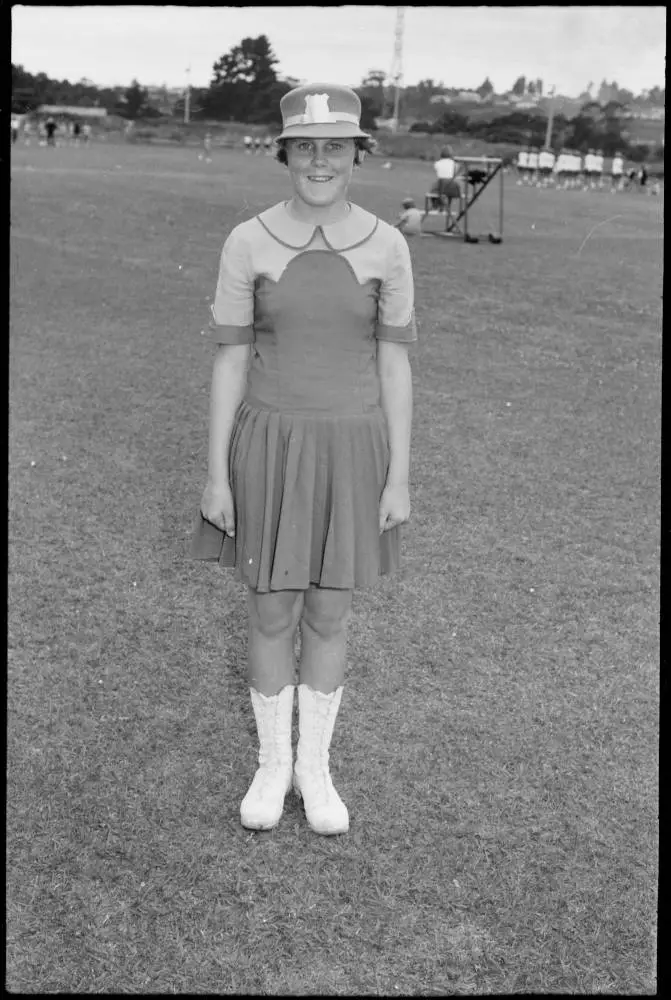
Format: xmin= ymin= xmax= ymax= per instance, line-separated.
xmin=376 ymin=315 xmax=417 ymax=343
xmin=209 ymin=323 xmax=255 ymax=345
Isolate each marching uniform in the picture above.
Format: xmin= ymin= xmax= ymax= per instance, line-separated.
xmin=516 ymin=149 xmax=529 ymax=184
xmin=538 ymin=149 xmax=555 ymax=186
xmin=569 ymin=151 xmax=581 ymax=188
xmin=554 ymin=150 xmax=567 ymax=187
xmin=193 ymin=83 xmax=417 ymax=838
xmin=594 ymin=152 xmax=604 ymax=187
xmin=583 ymin=151 xmax=595 ymax=189
xmin=611 ymin=153 xmax=624 ymax=191
xmin=192 ymin=202 xmax=416 ymax=590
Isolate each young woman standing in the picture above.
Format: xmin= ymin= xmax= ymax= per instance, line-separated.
xmin=193 ymin=83 xmax=416 ymax=836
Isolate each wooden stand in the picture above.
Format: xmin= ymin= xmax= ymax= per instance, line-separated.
xmin=423 ymin=156 xmax=504 ymax=244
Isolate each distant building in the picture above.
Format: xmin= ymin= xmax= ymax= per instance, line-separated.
xmin=145 ymin=86 xmax=184 ymax=115
xmin=457 ymin=90 xmax=482 ymax=103
xmin=37 ymin=104 xmax=107 ymax=118
xmin=507 ymin=93 xmax=540 ymax=107
xmin=429 ymin=95 xmax=452 ymax=105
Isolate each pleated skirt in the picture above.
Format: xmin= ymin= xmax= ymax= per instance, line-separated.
xmin=191 ymin=399 xmax=400 ymax=592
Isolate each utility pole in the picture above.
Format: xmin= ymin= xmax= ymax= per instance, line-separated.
xmin=184 ymin=66 xmax=191 ymax=125
xmin=544 ymin=84 xmax=556 ymax=148
xmin=388 ymin=7 xmax=405 ymax=132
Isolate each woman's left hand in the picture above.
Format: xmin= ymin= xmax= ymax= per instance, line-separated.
xmin=379 ymin=483 xmax=411 ymax=534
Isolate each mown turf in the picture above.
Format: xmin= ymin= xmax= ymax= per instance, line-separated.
xmin=8 ymin=141 xmax=660 ymax=994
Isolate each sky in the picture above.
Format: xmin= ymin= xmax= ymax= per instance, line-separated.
xmin=11 ymin=5 xmax=666 ymax=98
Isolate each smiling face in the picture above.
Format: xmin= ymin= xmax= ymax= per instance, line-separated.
xmin=285 ymin=137 xmax=356 ymax=209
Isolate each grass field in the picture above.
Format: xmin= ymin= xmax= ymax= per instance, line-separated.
xmin=8 ymin=141 xmax=661 ymax=994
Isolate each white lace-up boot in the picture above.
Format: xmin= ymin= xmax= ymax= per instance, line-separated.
xmin=240 ymin=685 xmax=295 ymax=830
xmin=293 ymin=684 xmax=349 ymax=835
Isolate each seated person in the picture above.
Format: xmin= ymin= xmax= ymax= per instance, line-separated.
xmin=431 ymin=146 xmax=462 ymax=202
xmin=394 ymin=197 xmax=423 ymax=236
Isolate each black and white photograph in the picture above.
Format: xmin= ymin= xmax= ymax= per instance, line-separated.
xmin=8 ymin=4 xmax=661 ymax=994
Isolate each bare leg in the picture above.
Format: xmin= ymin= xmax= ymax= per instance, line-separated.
xmin=299 ymin=586 xmax=353 ymax=693
xmin=247 ymin=588 xmax=304 ymax=696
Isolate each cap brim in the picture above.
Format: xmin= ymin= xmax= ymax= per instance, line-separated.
xmin=277 ymin=122 xmax=370 ymax=140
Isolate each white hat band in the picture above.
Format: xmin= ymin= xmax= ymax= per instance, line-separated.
xmin=283 ymin=111 xmax=360 ymax=128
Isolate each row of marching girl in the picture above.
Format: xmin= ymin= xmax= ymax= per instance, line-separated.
xmin=192 ymin=83 xmax=417 ymax=836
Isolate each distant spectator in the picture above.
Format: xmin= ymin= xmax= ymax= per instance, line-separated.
xmin=45 ymin=117 xmax=57 ymax=147
xmin=73 ymin=121 xmax=81 ymax=145
xmin=264 ymin=134 xmax=273 ymax=155
xmin=200 ymin=131 xmax=213 ymax=163
xmin=243 ymin=134 xmax=252 ymax=153
xmin=254 ymin=136 xmax=262 ymax=154
xmin=11 ymin=118 xmax=20 ymax=144
xmin=82 ymin=123 xmax=92 ymax=143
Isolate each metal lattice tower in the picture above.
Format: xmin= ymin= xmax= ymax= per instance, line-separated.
xmin=388 ymin=7 xmax=405 ymax=130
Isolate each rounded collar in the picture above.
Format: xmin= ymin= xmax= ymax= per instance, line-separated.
xmin=256 ymin=201 xmax=378 ymax=251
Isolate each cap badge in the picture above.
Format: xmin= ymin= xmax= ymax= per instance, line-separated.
xmin=304 ymin=93 xmax=337 ymax=124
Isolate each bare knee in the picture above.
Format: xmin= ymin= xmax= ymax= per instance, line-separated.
xmin=248 ymin=588 xmax=304 ymax=640
xmin=301 ymin=587 xmax=353 ymax=640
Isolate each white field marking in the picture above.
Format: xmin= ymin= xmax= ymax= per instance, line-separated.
xmin=575 ymin=215 xmax=623 ymax=257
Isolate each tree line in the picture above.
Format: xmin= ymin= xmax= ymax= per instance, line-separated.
xmin=11 ymin=35 xmax=664 ymax=160
xmin=408 ymin=106 xmax=662 ymax=161
xmin=11 ymin=36 xmax=296 ymax=124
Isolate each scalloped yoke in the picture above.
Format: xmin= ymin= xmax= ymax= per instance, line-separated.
xmin=209 ymin=202 xmax=417 ymax=416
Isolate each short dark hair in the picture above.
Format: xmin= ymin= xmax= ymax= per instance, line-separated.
xmin=275 ymin=135 xmax=377 ymax=166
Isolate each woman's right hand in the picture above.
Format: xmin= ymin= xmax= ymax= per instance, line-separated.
xmin=200 ymin=480 xmax=235 ymax=536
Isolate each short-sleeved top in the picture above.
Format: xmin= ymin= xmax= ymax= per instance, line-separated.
xmin=209 ymin=202 xmax=416 ymax=416
xmin=434 ymin=157 xmax=457 ymax=180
